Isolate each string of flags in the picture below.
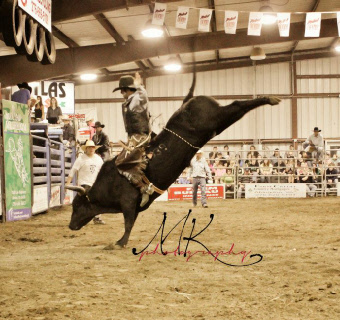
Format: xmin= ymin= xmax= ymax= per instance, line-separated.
xmin=152 ymin=3 xmax=340 ymax=38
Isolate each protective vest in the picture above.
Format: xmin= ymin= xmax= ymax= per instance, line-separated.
xmin=122 ymin=99 xmax=151 ymax=136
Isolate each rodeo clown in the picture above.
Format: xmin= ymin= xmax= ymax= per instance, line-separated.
xmin=113 ymin=72 xmax=154 ymax=207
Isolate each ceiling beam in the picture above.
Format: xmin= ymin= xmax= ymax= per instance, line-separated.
xmin=52 ymin=0 xmax=180 ymax=23
xmin=94 ymin=13 xmax=125 ymax=44
xmin=73 ymin=50 xmax=340 ymax=86
xmin=1 ymin=18 xmax=338 ymax=86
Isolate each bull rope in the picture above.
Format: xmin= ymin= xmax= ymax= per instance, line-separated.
xmin=163 ymin=127 xmax=200 ymax=150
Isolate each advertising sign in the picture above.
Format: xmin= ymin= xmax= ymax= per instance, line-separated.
xmin=248 ymin=12 xmax=263 ymax=36
xmin=37 ymin=81 xmax=75 ymax=115
xmin=64 ymin=189 xmax=74 ymax=205
xmin=305 ymin=12 xmax=321 ymax=37
xmin=50 ymin=185 xmax=61 ymax=207
xmin=168 ymin=184 xmax=225 ymax=201
xmin=224 ymin=11 xmax=238 ymax=34
xmin=18 ymin=0 xmax=52 ymax=32
xmin=198 ymin=9 xmax=212 ymax=32
xmin=337 ymin=182 xmax=340 ymax=197
xmin=32 ymin=185 xmax=48 ymax=214
xmin=176 ymin=6 xmax=189 ymax=29
xmin=245 ymin=183 xmax=306 ymax=198
xmin=152 ymin=3 xmax=167 ymax=25
xmin=277 ymin=13 xmax=290 ymax=37
xmin=2 ymin=100 xmax=32 ymax=221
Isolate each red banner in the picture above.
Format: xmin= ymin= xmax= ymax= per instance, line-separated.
xmin=168 ymin=184 xmax=225 ymax=201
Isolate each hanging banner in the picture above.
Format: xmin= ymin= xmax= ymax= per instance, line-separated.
xmin=2 ymin=100 xmax=32 ymax=221
xmin=224 ymin=11 xmax=238 ymax=34
xmin=18 ymin=0 xmax=52 ymax=32
xmin=248 ymin=12 xmax=263 ymax=36
xmin=277 ymin=13 xmax=291 ymax=37
xmin=176 ymin=6 xmax=189 ymax=29
xmin=337 ymin=12 xmax=340 ymax=37
xmin=305 ymin=12 xmax=321 ymax=37
xmin=152 ymin=3 xmax=167 ymax=26
xmin=198 ymin=8 xmax=212 ymax=32
xmin=37 ymin=81 xmax=75 ymax=115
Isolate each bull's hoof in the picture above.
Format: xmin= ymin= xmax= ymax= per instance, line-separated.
xmin=103 ymin=242 xmax=126 ymax=250
xmin=268 ymin=96 xmax=281 ymax=105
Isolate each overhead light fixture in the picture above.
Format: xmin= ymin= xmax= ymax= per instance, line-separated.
xmin=260 ymin=5 xmax=277 ymax=25
xmin=80 ymin=74 xmax=98 ymax=81
xmin=335 ymin=45 xmax=340 ymax=52
xmin=250 ymin=47 xmax=266 ymax=60
xmin=164 ymin=57 xmax=182 ymax=72
xmin=141 ymin=19 xmax=164 ymax=38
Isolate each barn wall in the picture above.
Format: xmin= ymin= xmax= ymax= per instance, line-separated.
xmin=75 ymin=57 xmax=340 ymax=143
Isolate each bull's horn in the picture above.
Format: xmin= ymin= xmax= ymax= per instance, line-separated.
xmin=65 ymin=185 xmax=86 ymax=195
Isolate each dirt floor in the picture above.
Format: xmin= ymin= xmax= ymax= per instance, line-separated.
xmin=0 ymin=197 xmax=339 ymax=320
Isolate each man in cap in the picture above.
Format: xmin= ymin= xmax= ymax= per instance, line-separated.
xmin=92 ymin=121 xmax=110 ymax=160
xmin=303 ymin=127 xmax=324 ymax=159
xmin=113 ymin=72 xmax=153 ymax=207
xmin=188 ymin=150 xmax=213 ymax=208
xmin=66 ymin=140 xmax=105 ymax=224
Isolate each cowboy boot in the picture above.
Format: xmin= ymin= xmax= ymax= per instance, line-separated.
xmin=140 ymin=183 xmax=154 ymax=207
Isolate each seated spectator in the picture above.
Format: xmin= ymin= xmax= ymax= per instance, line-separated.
xmin=206 ymin=159 xmax=215 ymax=179
xmin=62 ymin=115 xmax=75 ymax=148
xmin=214 ymin=159 xmax=226 ymax=183
xmin=300 ymin=167 xmax=317 ymax=197
xmin=302 ymin=127 xmax=324 ymax=159
xmin=257 ymin=154 xmax=263 ymax=165
xmin=216 ymin=152 xmax=227 ymax=166
xmin=178 ymin=170 xmax=190 ymax=184
xmin=260 ymin=157 xmax=273 ymax=183
xmin=235 ymin=153 xmax=243 ymax=167
xmin=221 ymin=168 xmax=234 ymax=193
xmin=285 ymin=144 xmax=296 ymax=159
xmin=331 ymin=153 xmax=340 ymax=167
xmin=285 ymin=156 xmax=295 ymax=183
xmin=271 ymin=148 xmax=281 ymax=167
xmin=47 ymin=97 xmax=62 ymax=124
xmin=325 ymin=162 xmax=339 ymax=189
xmin=209 ymin=146 xmax=218 ymax=165
xmin=237 ymin=168 xmax=253 ymax=198
xmin=324 ymin=152 xmax=332 ymax=166
xmin=223 ymin=145 xmax=230 ymax=159
xmin=244 ymin=152 xmax=252 ymax=167
xmin=248 ymin=158 xmax=260 ymax=183
xmin=249 ymin=145 xmax=259 ymax=158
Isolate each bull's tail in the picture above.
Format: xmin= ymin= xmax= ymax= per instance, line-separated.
xmin=182 ymin=60 xmax=196 ymax=104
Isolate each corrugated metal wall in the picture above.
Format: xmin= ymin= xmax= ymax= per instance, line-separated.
xmin=296 ymin=56 xmax=340 ymax=139
xmin=75 ymin=57 xmax=340 ymax=143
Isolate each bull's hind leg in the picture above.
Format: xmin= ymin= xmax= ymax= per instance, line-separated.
xmin=218 ymin=96 xmax=281 ymax=132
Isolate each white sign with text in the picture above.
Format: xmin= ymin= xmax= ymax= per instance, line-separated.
xmin=245 ymin=183 xmax=306 ymax=198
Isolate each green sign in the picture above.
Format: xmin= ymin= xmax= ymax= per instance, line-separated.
xmin=2 ymin=100 xmax=32 ymax=221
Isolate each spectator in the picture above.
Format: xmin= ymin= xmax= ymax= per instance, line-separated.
xmin=244 ymin=152 xmax=252 ymax=167
xmin=62 ymin=115 xmax=75 ymax=147
xmin=300 ymin=167 xmax=318 ymax=197
xmin=257 ymin=154 xmax=263 ymax=165
xmin=47 ymin=97 xmax=62 ymax=124
xmin=213 ymin=159 xmax=226 ymax=183
xmin=260 ymin=157 xmax=273 ymax=183
xmin=11 ymin=82 xmax=31 ymax=104
xmin=209 ymin=146 xmax=218 ymax=165
xmin=86 ymin=117 xmax=96 ymax=140
xmin=237 ymin=167 xmax=253 ymax=198
xmin=34 ymin=96 xmax=45 ymax=122
xmin=221 ymin=168 xmax=234 ymax=194
xmin=216 ymin=152 xmax=227 ymax=166
xmin=325 ymin=162 xmax=339 ymax=189
xmin=92 ymin=121 xmax=110 ymax=161
xmin=249 ymin=145 xmax=259 ymax=158
xmin=178 ymin=170 xmax=190 ymax=184
xmin=66 ymin=140 xmax=105 ymax=224
xmin=302 ymin=127 xmax=324 ymax=159
xmin=223 ymin=145 xmax=230 ymax=158
xmin=285 ymin=156 xmax=295 ymax=183
xmin=248 ymin=158 xmax=260 ymax=182
xmin=188 ymin=150 xmax=213 ymax=208
xmin=235 ymin=153 xmax=243 ymax=167
xmin=285 ymin=144 xmax=296 ymax=159
xmin=271 ymin=148 xmax=281 ymax=167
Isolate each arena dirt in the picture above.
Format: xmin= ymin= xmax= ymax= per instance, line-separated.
xmin=0 ymin=197 xmax=339 ymax=320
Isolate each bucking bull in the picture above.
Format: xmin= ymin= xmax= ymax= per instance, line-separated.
xmin=66 ymin=74 xmax=280 ymax=248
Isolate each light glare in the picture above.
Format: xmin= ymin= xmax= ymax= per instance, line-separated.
xmin=80 ymin=74 xmax=98 ymax=81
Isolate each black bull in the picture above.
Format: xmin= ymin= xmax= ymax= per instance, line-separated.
xmin=66 ymin=75 xmax=280 ymax=248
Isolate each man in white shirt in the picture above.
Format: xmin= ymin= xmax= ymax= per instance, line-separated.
xmin=66 ymin=140 xmax=105 ymax=224
xmin=303 ymin=127 xmax=324 ymax=159
xmin=188 ymin=150 xmax=213 ymax=208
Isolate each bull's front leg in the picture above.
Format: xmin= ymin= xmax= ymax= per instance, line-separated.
xmin=218 ymin=96 xmax=281 ymax=133
xmin=115 ymin=210 xmax=139 ymax=248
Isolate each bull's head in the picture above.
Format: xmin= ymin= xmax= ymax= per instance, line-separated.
xmin=65 ymin=186 xmax=97 ymax=230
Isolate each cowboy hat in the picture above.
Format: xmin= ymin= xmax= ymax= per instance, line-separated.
xmin=85 ymin=117 xmax=94 ymax=122
xmin=17 ymin=82 xmax=32 ymax=93
xmin=313 ymin=127 xmax=321 ymax=132
xmin=92 ymin=121 xmax=105 ymax=128
xmin=196 ymin=149 xmax=204 ymax=154
xmin=81 ymin=140 xmax=101 ymax=151
xmin=112 ymin=75 xmax=137 ymax=92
